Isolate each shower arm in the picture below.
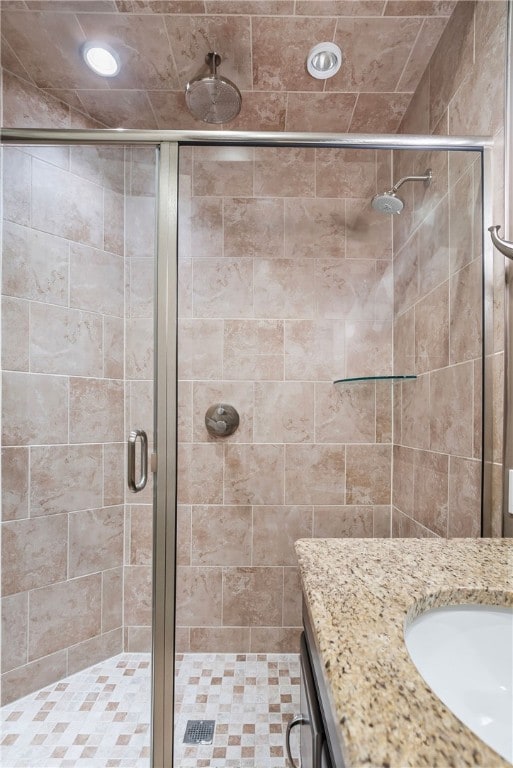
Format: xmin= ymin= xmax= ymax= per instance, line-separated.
xmin=388 ymin=169 xmax=433 ymax=194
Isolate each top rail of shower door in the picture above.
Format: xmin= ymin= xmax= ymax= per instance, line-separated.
xmin=0 ymin=128 xmax=493 ymax=150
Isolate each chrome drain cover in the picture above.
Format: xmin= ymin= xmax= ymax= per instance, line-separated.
xmin=183 ymin=719 xmax=215 ymax=745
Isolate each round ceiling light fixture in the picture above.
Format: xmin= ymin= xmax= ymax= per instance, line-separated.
xmin=82 ymin=42 xmax=120 ymax=77
xmin=306 ymin=42 xmax=342 ymax=80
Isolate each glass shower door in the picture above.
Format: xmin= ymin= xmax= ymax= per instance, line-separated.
xmin=1 ymin=143 xmax=157 ymax=767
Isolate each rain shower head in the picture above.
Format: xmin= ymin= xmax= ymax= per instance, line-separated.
xmin=185 ymin=52 xmax=242 ymax=125
xmin=372 ymin=168 xmax=432 ymax=215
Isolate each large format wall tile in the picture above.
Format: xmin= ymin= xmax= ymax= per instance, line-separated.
xmin=1 ymin=593 xmax=28 ymax=673
xmin=1 ymin=447 xmax=29 ymax=522
xmin=70 ymin=378 xmax=124 ymax=443
xmin=69 ymin=506 xmax=124 ymax=578
xmin=2 ymin=372 xmax=68 ymax=446
xmin=1 ymin=515 xmax=67 ymax=596
xmin=70 ymin=244 xmax=124 ymax=316
xmin=30 ymin=445 xmax=103 ymax=517
xmin=28 ymin=574 xmax=102 ymax=661
xmin=222 ymin=567 xmax=283 ymax=627
xmin=30 ymin=304 xmax=103 ymax=376
xmin=191 ymin=505 xmax=252 ymax=566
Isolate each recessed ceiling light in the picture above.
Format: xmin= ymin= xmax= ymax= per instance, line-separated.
xmin=82 ymin=42 xmax=120 ymax=77
xmin=306 ymin=42 xmax=342 ymax=80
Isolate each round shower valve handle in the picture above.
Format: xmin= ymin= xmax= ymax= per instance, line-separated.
xmin=205 ymin=404 xmax=240 ymax=437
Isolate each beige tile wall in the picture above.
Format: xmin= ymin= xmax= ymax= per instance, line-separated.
xmin=175 ymin=145 xmax=395 ymax=653
xmin=1 ymin=144 xmax=127 ymax=705
xmin=393 ymin=0 xmax=508 ymax=538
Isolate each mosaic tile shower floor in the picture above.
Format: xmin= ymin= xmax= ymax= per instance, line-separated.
xmin=1 ymin=652 xmax=300 ymax=768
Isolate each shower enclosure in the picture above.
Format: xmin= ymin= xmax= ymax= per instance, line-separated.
xmin=0 ymin=129 xmax=493 ymax=767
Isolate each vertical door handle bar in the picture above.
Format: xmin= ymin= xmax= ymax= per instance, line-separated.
xmin=128 ymin=429 xmax=148 ymax=492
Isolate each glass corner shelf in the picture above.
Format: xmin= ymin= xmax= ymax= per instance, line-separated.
xmin=333 ymin=375 xmax=417 ymax=384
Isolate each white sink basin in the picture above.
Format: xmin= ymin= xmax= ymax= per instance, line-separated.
xmin=404 ymin=603 xmax=513 ymax=764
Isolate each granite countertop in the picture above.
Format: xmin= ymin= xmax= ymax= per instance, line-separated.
xmin=295 ymin=538 xmax=513 ymax=768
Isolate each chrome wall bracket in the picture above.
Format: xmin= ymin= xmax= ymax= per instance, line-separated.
xmin=489 ymin=225 xmax=513 ymax=259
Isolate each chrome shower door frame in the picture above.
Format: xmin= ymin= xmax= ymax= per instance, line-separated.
xmin=0 ymin=128 xmax=495 ymax=765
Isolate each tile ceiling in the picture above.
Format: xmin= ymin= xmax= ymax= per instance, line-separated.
xmin=1 ymin=0 xmax=457 ymax=132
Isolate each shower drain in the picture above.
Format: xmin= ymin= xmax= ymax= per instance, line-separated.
xmin=183 ymin=719 xmax=216 ymax=745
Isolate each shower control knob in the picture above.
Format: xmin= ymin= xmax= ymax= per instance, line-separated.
xmin=205 ymin=404 xmax=239 ymax=437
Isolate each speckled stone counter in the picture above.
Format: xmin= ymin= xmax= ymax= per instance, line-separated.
xmin=295 ymin=538 xmax=513 ymax=768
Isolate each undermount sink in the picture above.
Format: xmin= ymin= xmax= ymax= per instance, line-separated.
xmin=404 ymin=603 xmax=513 ymax=764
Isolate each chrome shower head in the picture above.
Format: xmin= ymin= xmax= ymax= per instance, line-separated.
xmin=185 ymin=52 xmax=242 ymax=125
xmin=371 ymin=191 xmax=405 ymax=215
xmin=372 ymin=168 xmax=432 ymax=215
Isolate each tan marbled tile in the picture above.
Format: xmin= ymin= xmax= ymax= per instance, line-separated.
xmin=430 ymin=362 xmax=473 ymax=456
xmin=193 ymin=257 xmax=254 ymax=318
xmin=128 ymin=505 xmax=153 ymax=566
xmin=1 ymin=592 xmax=28 ymax=673
xmin=192 ymin=147 xmax=253 ymax=197
xmin=284 ymin=198 xmax=345 ymax=260
xmin=313 ymin=506 xmax=374 ymax=538
xmin=2 ymin=220 xmax=68 ymax=304
xmin=254 ymin=258 xmax=315 ymax=319
xmin=392 ymin=444 xmax=415 ymax=518
xmin=254 ymin=382 xmax=314 ymax=444
xmin=345 ymin=321 xmax=393 ymax=377
xmin=2 ymin=297 xmax=29 ymax=372
xmin=393 ymin=307 xmax=415 ymax=374
xmin=250 ymin=627 xmax=301 ymax=654
xmin=283 ymin=567 xmax=303 ymax=627
xmin=30 ymin=444 xmax=102 ymax=516
xmin=189 ymin=627 xmax=250 ymax=653
xmin=448 ymin=456 xmax=481 ymax=538
xmin=224 ymin=444 xmax=284 ymax=505
xmin=67 ymin=628 xmax=122 ymax=677
xmin=417 ymin=201 xmax=450 ymax=299
xmin=176 ymin=566 xmax=222 ymax=627
xmin=103 ymin=315 xmax=124 ymax=380
xmin=177 ymin=504 xmax=192 ymax=566
xmin=285 ymin=444 xmax=345 ymax=506
xmin=124 ymin=566 xmax=152 ymax=627
xmin=178 ymin=257 xmax=193 ymax=318
xmin=2 ymin=147 xmax=31 ymax=226
xmin=2 ymin=514 xmax=67 ymax=595
xmin=103 ymin=443 xmax=124 ymax=507
xmin=284 ymin=319 xmax=345 ymax=382
xmin=191 ymin=505 xmax=251 ymax=566
xmin=223 ymin=319 xmax=283 ymax=381
xmin=69 ymin=244 xmax=124 ymax=316
xmin=315 ymin=381 xmax=375 ymax=444
xmin=30 ymin=304 xmax=103 ymax=377
xmin=178 ymin=319 xmax=223 ymax=380
xmin=102 ymin=567 xmax=123 ymax=633
xmin=392 ymin=507 xmax=438 ymax=538
xmin=224 ymin=197 xmax=284 ymax=259
xmin=254 ymin=148 xmax=315 ymax=198
xmin=2 ymin=372 xmax=69 ymax=447
xmin=449 ymin=258 xmax=482 ymax=364
xmin=126 ymin=626 xmax=152 ymax=653
xmin=70 ymin=378 xmax=124 ymax=443
xmin=128 ymin=380 xmax=153 ymax=437
xmin=315 ymin=148 xmax=376 ymax=200
xmin=31 ymin=158 xmax=103 ymax=248
xmin=393 ymin=237 xmax=419 ymax=317
xmin=125 ymin=317 xmax=154 ymax=380
xmin=373 ymin=505 xmax=391 ymax=538
xmin=414 ymin=281 xmax=449 ymax=374
xmin=285 ymin=92 xmax=356 ymax=133
xmin=346 ymin=444 xmax=391 ymax=505
xmin=223 ymin=567 xmax=283 ymax=627
xmin=125 ymin=195 xmax=156 ymax=259
xmin=412 ymin=449 xmax=448 ymax=537
xmin=315 ymin=259 xmax=378 ymax=321
xmin=29 ymin=573 xmax=101 ymax=661
xmin=345 ymin=198 xmax=392 ymax=261
xmin=177 ymin=443 xmax=224 ymax=505
xmin=1 ymin=447 xmax=29 ymax=522
xmin=400 ymin=374 xmax=430 ymax=450
xmin=69 ymin=506 xmax=124 ymax=578
xmin=190 ymin=197 xmax=223 ymax=259
xmin=178 ymin=381 xmax=193 ymax=443
xmin=1 ymin=650 xmax=67 ymax=707
xmin=104 ymin=189 xmax=124 ymax=256
xmin=253 ymin=506 xmax=312 ymax=566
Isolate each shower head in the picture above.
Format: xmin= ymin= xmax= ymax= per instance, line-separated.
xmin=372 ymin=168 xmax=433 ymax=215
xmin=185 ymin=52 xmax=242 ymax=125
xmin=371 ymin=191 xmax=404 ymax=215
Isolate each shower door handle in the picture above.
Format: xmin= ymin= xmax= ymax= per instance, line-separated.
xmin=128 ymin=429 xmax=148 ymax=493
